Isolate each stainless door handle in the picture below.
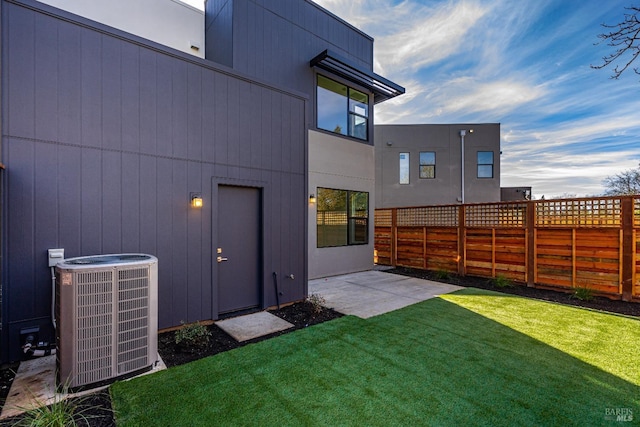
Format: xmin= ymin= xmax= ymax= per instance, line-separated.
xmin=217 ymin=256 xmax=228 ymax=263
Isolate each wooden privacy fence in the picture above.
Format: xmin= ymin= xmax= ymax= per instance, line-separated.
xmin=374 ymin=196 xmax=640 ymax=301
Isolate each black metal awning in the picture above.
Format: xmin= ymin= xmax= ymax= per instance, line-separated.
xmin=310 ymin=49 xmax=405 ymax=104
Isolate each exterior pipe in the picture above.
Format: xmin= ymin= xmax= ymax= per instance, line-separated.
xmin=459 ymin=130 xmax=466 ymax=204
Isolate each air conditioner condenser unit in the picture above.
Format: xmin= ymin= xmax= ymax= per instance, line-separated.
xmin=55 ymin=254 xmax=158 ymax=389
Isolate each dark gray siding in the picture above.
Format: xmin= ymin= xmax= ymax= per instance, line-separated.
xmin=206 ymin=0 xmax=374 ymax=120
xmin=1 ymin=0 xmax=307 ymax=362
xmin=205 ymin=0 xmax=234 ymax=67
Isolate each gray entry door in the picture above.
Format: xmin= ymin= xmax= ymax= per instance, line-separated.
xmin=217 ymin=185 xmax=262 ymax=314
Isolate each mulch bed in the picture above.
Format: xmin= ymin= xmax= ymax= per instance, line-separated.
xmin=1 ymin=270 xmax=638 ymax=425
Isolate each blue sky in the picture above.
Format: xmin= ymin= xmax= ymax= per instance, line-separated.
xmin=312 ymin=0 xmax=640 ymax=198
xmin=184 ymin=0 xmax=640 ymax=198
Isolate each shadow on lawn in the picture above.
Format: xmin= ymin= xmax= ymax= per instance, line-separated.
xmin=110 ymin=289 xmax=640 ymax=426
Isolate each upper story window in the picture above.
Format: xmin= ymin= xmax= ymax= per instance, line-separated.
xmin=317 ymin=75 xmax=369 ymax=140
xmin=477 ymin=151 xmax=494 ymax=178
xmin=419 ymin=151 xmax=436 ymax=179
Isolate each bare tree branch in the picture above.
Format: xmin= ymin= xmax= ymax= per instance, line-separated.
xmin=602 ymin=163 xmax=640 ymax=195
xmin=591 ymin=6 xmax=640 ymax=80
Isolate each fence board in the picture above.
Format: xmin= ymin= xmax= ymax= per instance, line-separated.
xmin=375 ymin=196 xmax=640 ymax=301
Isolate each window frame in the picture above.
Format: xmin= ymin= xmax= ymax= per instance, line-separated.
xmin=316 ymin=75 xmax=370 ymax=141
xmin=477 ymin=151 xmax=494 ymax=179
xmin=316 ymin=187 xmax=369 ymax=248
xmin=399 ymin=152 xmax=410 ymax=184
xmin=419 ymin=151 xmax=436 ymax=179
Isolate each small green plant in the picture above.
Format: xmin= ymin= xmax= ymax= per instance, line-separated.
xmin=434 ymin=269 xmax=451 ymax=281
xmin=571 ymin=286 xmax=594 ymax=301
xmin=14 ymin=384 xmax=101 ymax=427
xmin=492 ymin=275 xmax=513 ymax=288
xmin=306 ymin=293 xmax=326 ymax=314
xmin=175 ymin=321 xmax=211 ymax=350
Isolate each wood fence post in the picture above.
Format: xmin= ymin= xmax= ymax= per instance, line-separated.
xmin=391 ymin=208 xmax=397 ymax=267
xmin=526 ymin=200 xmax=535 ymax=287
xmin=458 ymin=204 xmax=466 ymax=276
xmin=621 ymin=196 xmax=633 ymax=301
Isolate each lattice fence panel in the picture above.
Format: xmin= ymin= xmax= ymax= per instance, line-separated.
xmin=465 ymin=203 xmax=527 ymax=228
xmin=535 ymin=198 xmax=621 ymax=227
xmin=396 ymin=206 xmax=458 ymax=227
xmin=374 ymin=209 xmax=393 ymax=227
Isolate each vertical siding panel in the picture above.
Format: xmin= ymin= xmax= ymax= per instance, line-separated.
xmin=121 ymin=153 xmax=140 ymax=251
xmin=80 ymin=30 xmax=102 ymax=149
xmin=280 ymin=94 xmax=291 ymax=172
xmin=33 ymin=142 xmax=58 ymax=317
xmin=57 ymin=22 xmax=82 ymax=145
xmin=7 ymin=4 xmax=35 ymax=139
xmin=200 ymin=165 xmax=213 ymax=320
xmin=101 ymin=36 xmax=122 ymax=151
xmin=238 ymin=81 xmax=251 ymax=168
xmin=260 ymin=89 xmax=272 ymax=171
xmin=227 ymin=78 xmax=240 ymax=166
xmin=101 ymin=151 xmax=122 ymax=253
xmin=172 ymin=161 xmax=188 ymax=324
xmin=139 ymin=156 xmax=158 ymax=254
xmin=121 ymin=44 xmax=140 ymax=152
xmin=80 ymin=148 xmax=102 ymax=255
xmin=156 ymin=56 xmax=172 ymax=157
xmin=187 ymin=164 xmax=203 ymax=320
xmin=271 ymin=93 xmax=282 ymax=171
xmin=187 ymin=65 xmax=202 ymax=160
xmin=201 ymin=70 xmax=216 ymax=163
xmin=57 ymin=145 xmax=82 ymax=256
xmin=250 ymin=84 xmax=262 ymax=169
xmin=171 ymin=61 xmax=188 ymax=159
xmin=214 ymin=74 xmax=228 ymax=164
xmin=34 ymin=14 xmax=58 ymax=142
xmin=34 ymin=142 xmax=58 ymax=256
xmin=7 ymin=140 xmax=36 ymax=318
xmin=139 ymin=49 xmax=157 ymax=156
xmin=156 ymin=157 xmax=173 ymax=328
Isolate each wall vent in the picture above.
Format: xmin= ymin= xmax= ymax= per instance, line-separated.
xmin=55 ymin=254 xmax=158 ymax=388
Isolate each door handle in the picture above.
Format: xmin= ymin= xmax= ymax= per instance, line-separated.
xmin=217 ymin=256 xmax=228 ymax=263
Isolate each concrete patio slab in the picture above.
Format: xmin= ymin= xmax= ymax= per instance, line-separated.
xmin=309 ymin=270 xmax=462 ymax=319
xmin=216 ymin=311 xmax=294 ymax=342
xmin=1 ymin=353 xmax=166 ymax=420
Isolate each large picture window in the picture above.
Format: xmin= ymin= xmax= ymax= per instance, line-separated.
xmin=317 ymin=75 xmax=369 ymax=140
xmin=317 ymin=188 xmax=369 ymax=247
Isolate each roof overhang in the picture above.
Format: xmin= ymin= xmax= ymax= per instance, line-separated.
xmin=310 ymin=49 xmax=405 ymax=104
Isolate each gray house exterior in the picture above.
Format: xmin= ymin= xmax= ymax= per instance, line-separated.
xmin=0 ymin=0 xmax=402 ymax=362
xmin=374 ymin=124 xmax=501 ymax=208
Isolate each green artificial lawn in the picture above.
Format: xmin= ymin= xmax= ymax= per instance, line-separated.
xmin=111 ymin=289 xmax=640 ymax=426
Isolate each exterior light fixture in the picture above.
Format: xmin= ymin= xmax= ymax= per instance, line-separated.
xmin=309 ymin=194 xmax=317 ymax=204
xmin=191 ymin=193 xmax=203 ymax=208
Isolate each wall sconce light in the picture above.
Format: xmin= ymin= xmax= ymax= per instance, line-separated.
xmin=191 ymin=193 xmax=203 ymax=208
xmin=309 ymin=194 xmax=316 ymax=204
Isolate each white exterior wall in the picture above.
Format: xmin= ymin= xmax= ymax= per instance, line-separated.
xmin=308 ymin=130 xmax=375 ymax=279
xmin=37 ymin=0 xmax=205 ymax=58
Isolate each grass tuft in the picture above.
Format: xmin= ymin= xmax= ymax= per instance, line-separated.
xmin=491 ymin=274 xmax=513 ymax=288
xmin=571 ymin=286 xmax=594 ymax=301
